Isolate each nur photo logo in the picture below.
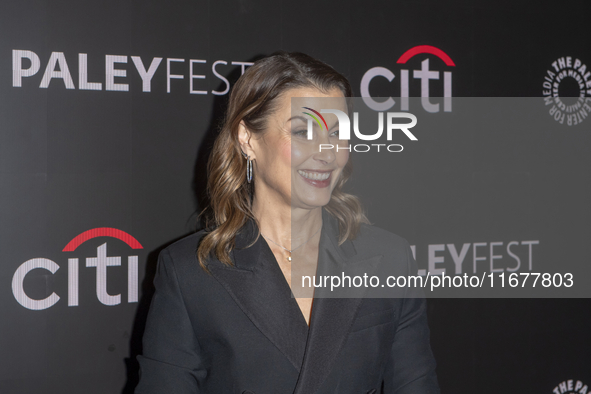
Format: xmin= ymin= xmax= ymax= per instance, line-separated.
xmin=301 ymin=106 xmax=418 ymax=153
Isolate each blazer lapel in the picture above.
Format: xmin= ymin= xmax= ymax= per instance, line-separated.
xmin=207 ymin=218 xmax=309 ymax=371
xmin=292 ymin=209 xmax=383 ymax=394
xmin=206 ymin=209 xmax=383 ymax=393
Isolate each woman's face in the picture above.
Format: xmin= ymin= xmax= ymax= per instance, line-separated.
xmin=241 ymin=86 xmax=349 ymax=211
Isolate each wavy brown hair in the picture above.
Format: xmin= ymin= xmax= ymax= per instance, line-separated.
xmin=197 ymin=51 xmax=369 ymax=271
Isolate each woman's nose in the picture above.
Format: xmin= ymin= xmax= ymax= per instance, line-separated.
xmin=313 ymin=135 xmax=337 ymax=163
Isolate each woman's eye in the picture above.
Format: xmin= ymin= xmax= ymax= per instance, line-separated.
xmin=330 ymin=129 xmax=339 ymax=137
xmin=292 ymin=129 xmax=308 ymax=137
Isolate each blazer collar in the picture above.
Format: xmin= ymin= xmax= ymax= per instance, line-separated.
xmin=207 ymin=208 xmax=382 ymax=394
xmin=229 ymin=207 xmax=356 ymax=270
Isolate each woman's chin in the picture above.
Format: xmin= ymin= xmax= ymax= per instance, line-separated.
xmin=293 ymin=181 xmax=336 ymax=202
xmin=291 ymin=196 xmax=332 ymax=210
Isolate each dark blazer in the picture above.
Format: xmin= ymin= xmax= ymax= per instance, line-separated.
xmin=135 ymin=208 xmax=439 ymax=394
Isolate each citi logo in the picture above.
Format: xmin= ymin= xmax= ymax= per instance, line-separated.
xmin=12 ymin=228 xmax=143 ymax=310
xmin=361 ymin=45 xmax=455 ymax=113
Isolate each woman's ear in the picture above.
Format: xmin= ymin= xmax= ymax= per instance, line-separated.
xmin=238 ymin=121 xmax=256 ymax=160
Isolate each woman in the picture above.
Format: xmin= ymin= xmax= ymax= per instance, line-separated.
xmin=135 ymin=51 xmax=439 ymax=394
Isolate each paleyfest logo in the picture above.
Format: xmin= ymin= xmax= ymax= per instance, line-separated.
xmin=12 ymin=49 xmax=253 ymax=94
xmin=552 ymin=379 xmax=589 ymax=394
xmin=12 ymin=228 xmax=142 ymax=310
xmin=302 ymin=106 xmax=417 ymax=153
xmin=542 ymin=56 xmax=591 ymax=126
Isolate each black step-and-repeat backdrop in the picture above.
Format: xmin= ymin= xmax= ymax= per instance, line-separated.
xmin=1 ymin=0 xmax=590 ymax=393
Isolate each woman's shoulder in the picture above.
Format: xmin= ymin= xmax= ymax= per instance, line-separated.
xmin=157 ymin=229 xmax=209 ymax=272
xmin=352 ymin=223 xmax=417 ymax=281
xmin=355 ymin=222 xmax=411 ymax=251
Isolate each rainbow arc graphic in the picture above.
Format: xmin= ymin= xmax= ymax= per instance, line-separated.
xmin=302 ymin=107 xmax=328 ymax=131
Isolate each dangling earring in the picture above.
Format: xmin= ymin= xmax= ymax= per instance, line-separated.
xmin=242 ymin=151 xmax=252 ymax=183
xmin=246 ymin=156 xmax=252 ymax=183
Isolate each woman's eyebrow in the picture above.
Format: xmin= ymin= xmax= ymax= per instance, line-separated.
xmin=287 ymin=115 xmax=340 ymax=131
xmin=287 ymin=115 xmax=307 ymax=123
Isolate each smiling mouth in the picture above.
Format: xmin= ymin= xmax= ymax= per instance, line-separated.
xmin=297 ymin=170 xmax=332 ymax=181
